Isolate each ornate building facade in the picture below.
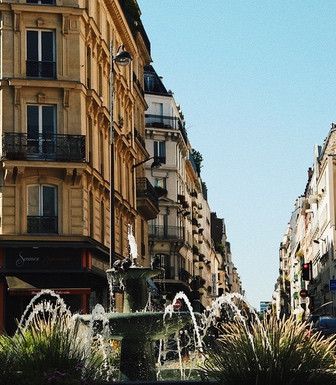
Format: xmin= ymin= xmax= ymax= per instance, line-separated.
xmin=0 ymin=0 xmax=155 ymax=333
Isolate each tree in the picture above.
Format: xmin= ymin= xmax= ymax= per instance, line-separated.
xmin=191 ymin=148 xmax=203 ymax=175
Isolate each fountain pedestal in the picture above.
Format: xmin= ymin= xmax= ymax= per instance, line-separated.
xmin=120 ymin=338 xmax=156 ymax=381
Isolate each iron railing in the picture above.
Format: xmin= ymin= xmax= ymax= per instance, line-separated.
xmin=3 ymin=133 xmax=86 ymax=162
xmin=136 ymin=178 xmax=159 ymax=208
xmin=27 ymin=0 xmax=56 ymax=4
xmin=134 ymin=128 xmax=146 ymax=149
xmin=133 ymin=72 xmax=144 ymax=96
xmin=27 ymin=216 xmax=58 ymax=234
xmin=145 ymin=114 xmax=188 ymax=143
xmin=149 ymin=225 xmax=185 ymax=240
xmin=26 ymin=60 xmax=56 ymax=78
xmin=145 ymin=114 xmax=182 ymax=130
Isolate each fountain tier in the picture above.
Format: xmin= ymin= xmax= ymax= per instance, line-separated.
xmin=77 ymin=267 xmax=194 ymax=382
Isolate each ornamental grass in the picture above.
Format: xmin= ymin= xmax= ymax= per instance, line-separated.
xmin=201 ymin=315 xmax=336 ymax=385
xmin=0 ymin=314 xmax=107 ymax=385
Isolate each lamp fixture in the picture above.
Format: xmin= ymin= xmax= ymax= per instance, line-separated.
xmin=114 ymin=45 xmax=132 ymax=66
xmin=132 ymin=156 xmax=162 ymax=170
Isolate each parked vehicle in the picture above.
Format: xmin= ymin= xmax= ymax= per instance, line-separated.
xmin=311 ymin=316 xmax=336 ymax=337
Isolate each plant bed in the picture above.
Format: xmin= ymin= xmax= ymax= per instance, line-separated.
xmin=201 ymin=316 xmax=336 ymax=385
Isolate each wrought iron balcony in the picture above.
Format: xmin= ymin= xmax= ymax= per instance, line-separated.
xmin=149 ymin=225 xmax=185 ymax=240
xmin=26 ymin=60 xmax=56 ymax=78
xmin=179 ymin=268 xmax=192 ymax=283
xmin=133 ymin=72 xmax=144 ymax=96
xmin=134 ymin=128 xmax=146 ymax=149
xmin=145 ymin=114 xmax=182 ymax=129
xmin=27 ymin=0 xmax=56 ymax=4
xmin=2 ymin=133 xmax=86 ymax=162
xmin=136 ymin=177 xmax=159 ymax=220
xmin=145 ymin=114 xmax=188 ymax=143
xmin=27 ymin=216 xmax=58 ymax=234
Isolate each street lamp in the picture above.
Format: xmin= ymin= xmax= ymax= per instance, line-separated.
xmin=109 ymin=44 xmax=132 ymax=269
xmin=132 ymin=156 xmax=162 ymax=170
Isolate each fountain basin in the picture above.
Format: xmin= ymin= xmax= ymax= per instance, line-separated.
xmin=77 ymin=311 xmax=194 ymax=382
xmin=78 ymin=311 xmax=193 ymax=340
xmin=106 ymin=267 xmax=163 ymax=281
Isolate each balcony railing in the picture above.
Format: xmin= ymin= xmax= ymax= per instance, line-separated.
xmin=145 ymin=114 xmax=188 ymax=143
xmin=133 ymin=72 xmax=144 ymax=96
xmin=3 ymin=133 xmax=86 ymax=162
xmin=26 ymin=60 xmax=56 ymax=78
xmin=27 ymin=0 xmax=56 ymax=4
xmin=27 ymin=216 xmax=58 ymax=234
xmin=149 ymin=225 xmax=185 ymax=240
xmin=136 ymin=178 xmax=159 ymax=207
xmin=179 ymin=268 xmax=192 ymax=283
xmin=145 ymin=114 xmax=182 ymax=130
xmin=134 ymin=128 xmax=146 ymax=149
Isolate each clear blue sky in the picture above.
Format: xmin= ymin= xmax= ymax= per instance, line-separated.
xmin=137 ymin=0 xmax=336 ymax=308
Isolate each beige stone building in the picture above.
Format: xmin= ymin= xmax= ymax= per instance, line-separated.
xmin=278 ymin=125 xmax=336 ymax=318
xmin=144 ymin=65 xmax=241 ymax=310
xmin=0 ymin=0 xmax=155 ymax=333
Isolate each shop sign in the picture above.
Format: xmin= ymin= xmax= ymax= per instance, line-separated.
xmin=5 ymin=248 xmax=82 ymax=271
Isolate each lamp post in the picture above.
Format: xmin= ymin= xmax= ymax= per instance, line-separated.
xmin=109 ymin=44 xmax=132 ymax=269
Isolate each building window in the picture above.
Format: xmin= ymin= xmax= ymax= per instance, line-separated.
xmin=26 ymin=30 xmax=56 ymax=78
xmin=87 ymin=47 xmax=91 ymax=88
xmin=27 ymin=0 xmax=56 ymax=4
xmin=89 ymin=191 xmax=94 ymax=237
xmin=152 ymin=102 xmax=163 ymax=122
xmin=87 ymin=116 xmax=93 ymax=163
xmin=144 ymin=74 xmax=155 ymax=92
xmin=27 ymin=184 xmax=58 ymax=233
xmin=141 ymin=219 xmax=145 ymax=257
xmin=101 ymin=201 xmax=105 ymax=244
xmin=98 ymin=65 xmax=103 ymax=96
xmin=154 ymin=141 xmax=166 ymax=164
xmin=154 ymin=177 xmax=166 ymax=189
xmin=99 ymin=131 xmax=104 ymax=174
xmin=27 ymin=104 xmax=56 ymax=158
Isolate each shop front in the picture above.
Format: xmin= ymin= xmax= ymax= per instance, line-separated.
xmin=0 ymin=241 xmax=109 ymax=334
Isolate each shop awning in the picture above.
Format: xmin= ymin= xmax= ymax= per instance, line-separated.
xmin=6 ymin=276 xmax=37 ymax=290
xmin=5 ymin=276 xmax=91 ymax=296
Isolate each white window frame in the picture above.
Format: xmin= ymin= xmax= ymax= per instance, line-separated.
xmin=27 ymin=184 xmax=58 ymax=217
xmin=26 ymin=29 xmax=56 ymax=63
xmin=27 ymin=104 xmax=57 ymax=135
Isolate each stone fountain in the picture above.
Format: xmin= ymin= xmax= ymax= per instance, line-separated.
xmin=78 ymin=225 xmax=193 ymax=381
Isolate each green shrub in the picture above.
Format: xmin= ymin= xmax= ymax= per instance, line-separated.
xmin=0 ymin=314 xmax=107 ymax=385
xmin=201 ymin=316 xmax=336 ymax=385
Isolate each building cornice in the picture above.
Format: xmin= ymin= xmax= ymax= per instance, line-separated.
xmin=104 ymin=0 xmax=137 ymax=56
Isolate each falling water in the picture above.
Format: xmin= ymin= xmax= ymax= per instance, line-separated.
xmin=164 ymin=291 xmax=203 ymax=349
xmin=127 ymin=224 xmax=138 ymax=265
xmin=12 ymin=223 xmax=273 ymax=382
xmin=18 ymin=289 xmax=71 ymax=332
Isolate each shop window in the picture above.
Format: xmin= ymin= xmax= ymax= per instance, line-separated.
xmin=27 ymin=184 xmax=58 ymax=233
xmin=26 ymin=30 xmax=56 ymax=78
